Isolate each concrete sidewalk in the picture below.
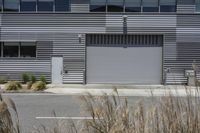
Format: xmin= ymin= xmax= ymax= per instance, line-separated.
xmin=45 ymin=84 xmax=199 ymax=96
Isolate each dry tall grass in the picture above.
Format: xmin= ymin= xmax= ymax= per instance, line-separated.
xmin=0 ymin=94 xmax=20 ymax=133
xmin=2 ymin=87 xmax=200 ymax=133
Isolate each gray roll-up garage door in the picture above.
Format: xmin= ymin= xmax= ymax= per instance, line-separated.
xmin=86 ymin=34 xmax=163 ymax=84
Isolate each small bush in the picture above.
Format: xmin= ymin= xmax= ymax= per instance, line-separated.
xmin=40 ymin=75 xmax=46 ymax=83
xmin=22 ymin=73 xmax=30 ymax=84
xmin=31 ymin=81 xmax=46 ymax=91
xmin=27 ymin=81 xmax=33 ymax=90
xmin=30 ymin=74 xmax=36 ymax=83
xmin=5 ymin=81 xmax=22 ymax=91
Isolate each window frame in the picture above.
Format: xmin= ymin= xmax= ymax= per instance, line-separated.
xmin=196 ymin=0 xmax=200 ymax=12
xmin=0 ymin=42 xmax=37 ymax=59
xmin=159 ymin=0 xmax=177 ymax=12
xmin=107 ymin=0 xmax=124 ymax=12
xmin=20 ymin=42 xmax=37 ymax=58
xmin=20 ymin=0 xmax=37 ymax=12
xmin=55 ymin=0 xmax=70 ymax=12
xmin=3 ymin=0 xmax=20 ymax=12
xmin=3 ymin=42 xmax=20 ymax=58
xmin=90 ymin=0 xmax=107 ymax=12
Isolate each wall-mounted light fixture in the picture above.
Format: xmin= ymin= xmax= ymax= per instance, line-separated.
xmin=123 ymin=15 xmax=128 ymax=22
xmin=78 ymin=34 xmax=82 ymax=43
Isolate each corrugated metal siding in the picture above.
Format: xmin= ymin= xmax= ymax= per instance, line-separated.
xmin=53 ymin=33 xmax=85 ymax=83
xmin=71 ymin=4 xmax=89 ymax=13
xmin=0 ymin=60 xmax=51 ymax=82
xmin=0 ymin=14 xmax=104 ymax=84
xmin=37 ymin=41 xmax=53 ymax=60
xmin=0 ymin=12 xmax=199 ymax=84
xmin=177 ymin=5 xmax=195 ymax=13
xmin=168 ymin=14 xmax=200 ymax=84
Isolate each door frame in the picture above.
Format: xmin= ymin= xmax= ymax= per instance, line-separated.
xmin=51 ymin=55 xmax=63 ymax=84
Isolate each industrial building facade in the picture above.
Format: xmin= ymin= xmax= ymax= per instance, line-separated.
xmin=0 ymin=0 xmax=199 ymax=84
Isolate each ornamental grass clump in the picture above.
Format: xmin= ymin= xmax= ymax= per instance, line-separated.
xmin=5 ymin=81 xmax=22 ymax=91
xmin=0 ymin=93 xmax=21 ymax=133
xmin=31 ymin=81 xmax=46 ymax=91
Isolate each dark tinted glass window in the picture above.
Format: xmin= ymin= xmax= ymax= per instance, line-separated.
xmin=55 ymin=0 xmax=70 ymax=11
xmin=177 ymin=0 xmax=195 ymax=5
xmin=3 ymin=43 xmax=19 ymax=57
xmin=20 ymin=0 xmax=36 ymax=11
xmin=71 ymin=0 xmax=89 ymax=4
xmin=90 ymin=0 xmax=106 ymax=12
xmin=0 ymin=0 xmax=2 ymax=11
xmin=3 ymin=0 xmax=19 ymax=12
xmin=196 ymin=0 xmax=200 ymax=12
xmin=38 ymin=0 xmax=54 ymax=11
xmin=20 ymin=43 xmax=36 ymax=58
xmin=125 ymin=0 xmax=141 ymax=12
xmin=160 ymin=0 xmax=176 ymax=12
xmin=143 ymin=0 xmax=158 ymax=12
xmin=107 ymin=0 xmax=124 ymax=12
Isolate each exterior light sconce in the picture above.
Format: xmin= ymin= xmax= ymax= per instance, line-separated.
xmin=78 ymin=34 xmax=82 ymax=43
xmin=123 ymin=15 xmax=128 ymax=22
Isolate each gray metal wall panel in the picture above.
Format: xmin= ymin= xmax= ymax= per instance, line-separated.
xmin=1 ymin=14 xmax=106 ymax=27
xmin=177 ymin=5 xmax=196 ymax=13
xmin=106 ymin=15 xmax=176 ymax=28
xmin=71 ymin=4 xmax=89 ymax=13
xmin=0 ymin=60 xmax=51 ymax=82
xmin=53 ymin=33 xmax=85 ymax=83
xmin=166 ymin=14 xmax=200 ymax=84
xmin=1 ymin=13 xmax=199 ymax=84
xmin=37 ymin=41 xmax=53 ymax=60
xmin=87 ymin=47 xmax=163 ymax=84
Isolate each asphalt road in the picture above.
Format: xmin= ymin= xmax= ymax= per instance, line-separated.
xmin=2 ymin=93 xmax=158 ymax=133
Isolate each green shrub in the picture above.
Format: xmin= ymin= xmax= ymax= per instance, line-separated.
xmin=5 ymin=81 xmax=22 ymax=91
xmin=40 ymin=75 xmax=46 ymax=83
xmin=22 ymin=73 xmax=30 ymax=83
xmin=30 ymin=74 xmax=36 ymax=83
xmin=31 ymin=81 xmax=46 ymax=91
xmin=26 ymin=81 xmax=33 ymax=90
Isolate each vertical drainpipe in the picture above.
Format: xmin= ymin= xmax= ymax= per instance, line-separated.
xmin=79 ymin=34 xmax=86 ymax=85
xmin=123 ymin=15 xmax=127 ymax=48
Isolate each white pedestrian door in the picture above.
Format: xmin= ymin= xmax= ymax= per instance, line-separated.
xmin=51 ymin=56 xmax=63 ymax=84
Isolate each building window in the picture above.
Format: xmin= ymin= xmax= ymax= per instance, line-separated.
xmin=20 ymin=0 xmax=36 ymax=12
xmin=107 ymin=0 xmax=124 ymax=12
xmin=38 ymin=0 xmax=54 ymax=12
xmin=20 ymin=42 xmax=36 ymax=57
xmin=0 ymin=0 xmax=2 ymax=12
xmin=3 ymin=42 xmax=19 ymax=57
xmin=160 ymin=0 xmax=176 ymax=12
xmin=0 ymin=42 xmax=37 ymax=58
xmin=142 ymin=0 xmax=159 ymax=12
xmin=125 ymin=0 xmax=141 ymax=12
xmin=3 ymin=0 xmax=19 ymax=12
xmin=90 ymin=0 xmax=106 ymax=12
xmin=71 ymin=0 xmax=89 ymax=4
xmin=196 ymin=0 xmax=200 ymax=12
xmin=55 ymin=0 xmax=70 ymax=11
xmin=177 ymin=0 xmax=195 ymax=5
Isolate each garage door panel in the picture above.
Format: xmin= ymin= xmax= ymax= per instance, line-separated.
xmin=87 ymin=47 xmax=162 ymax=84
